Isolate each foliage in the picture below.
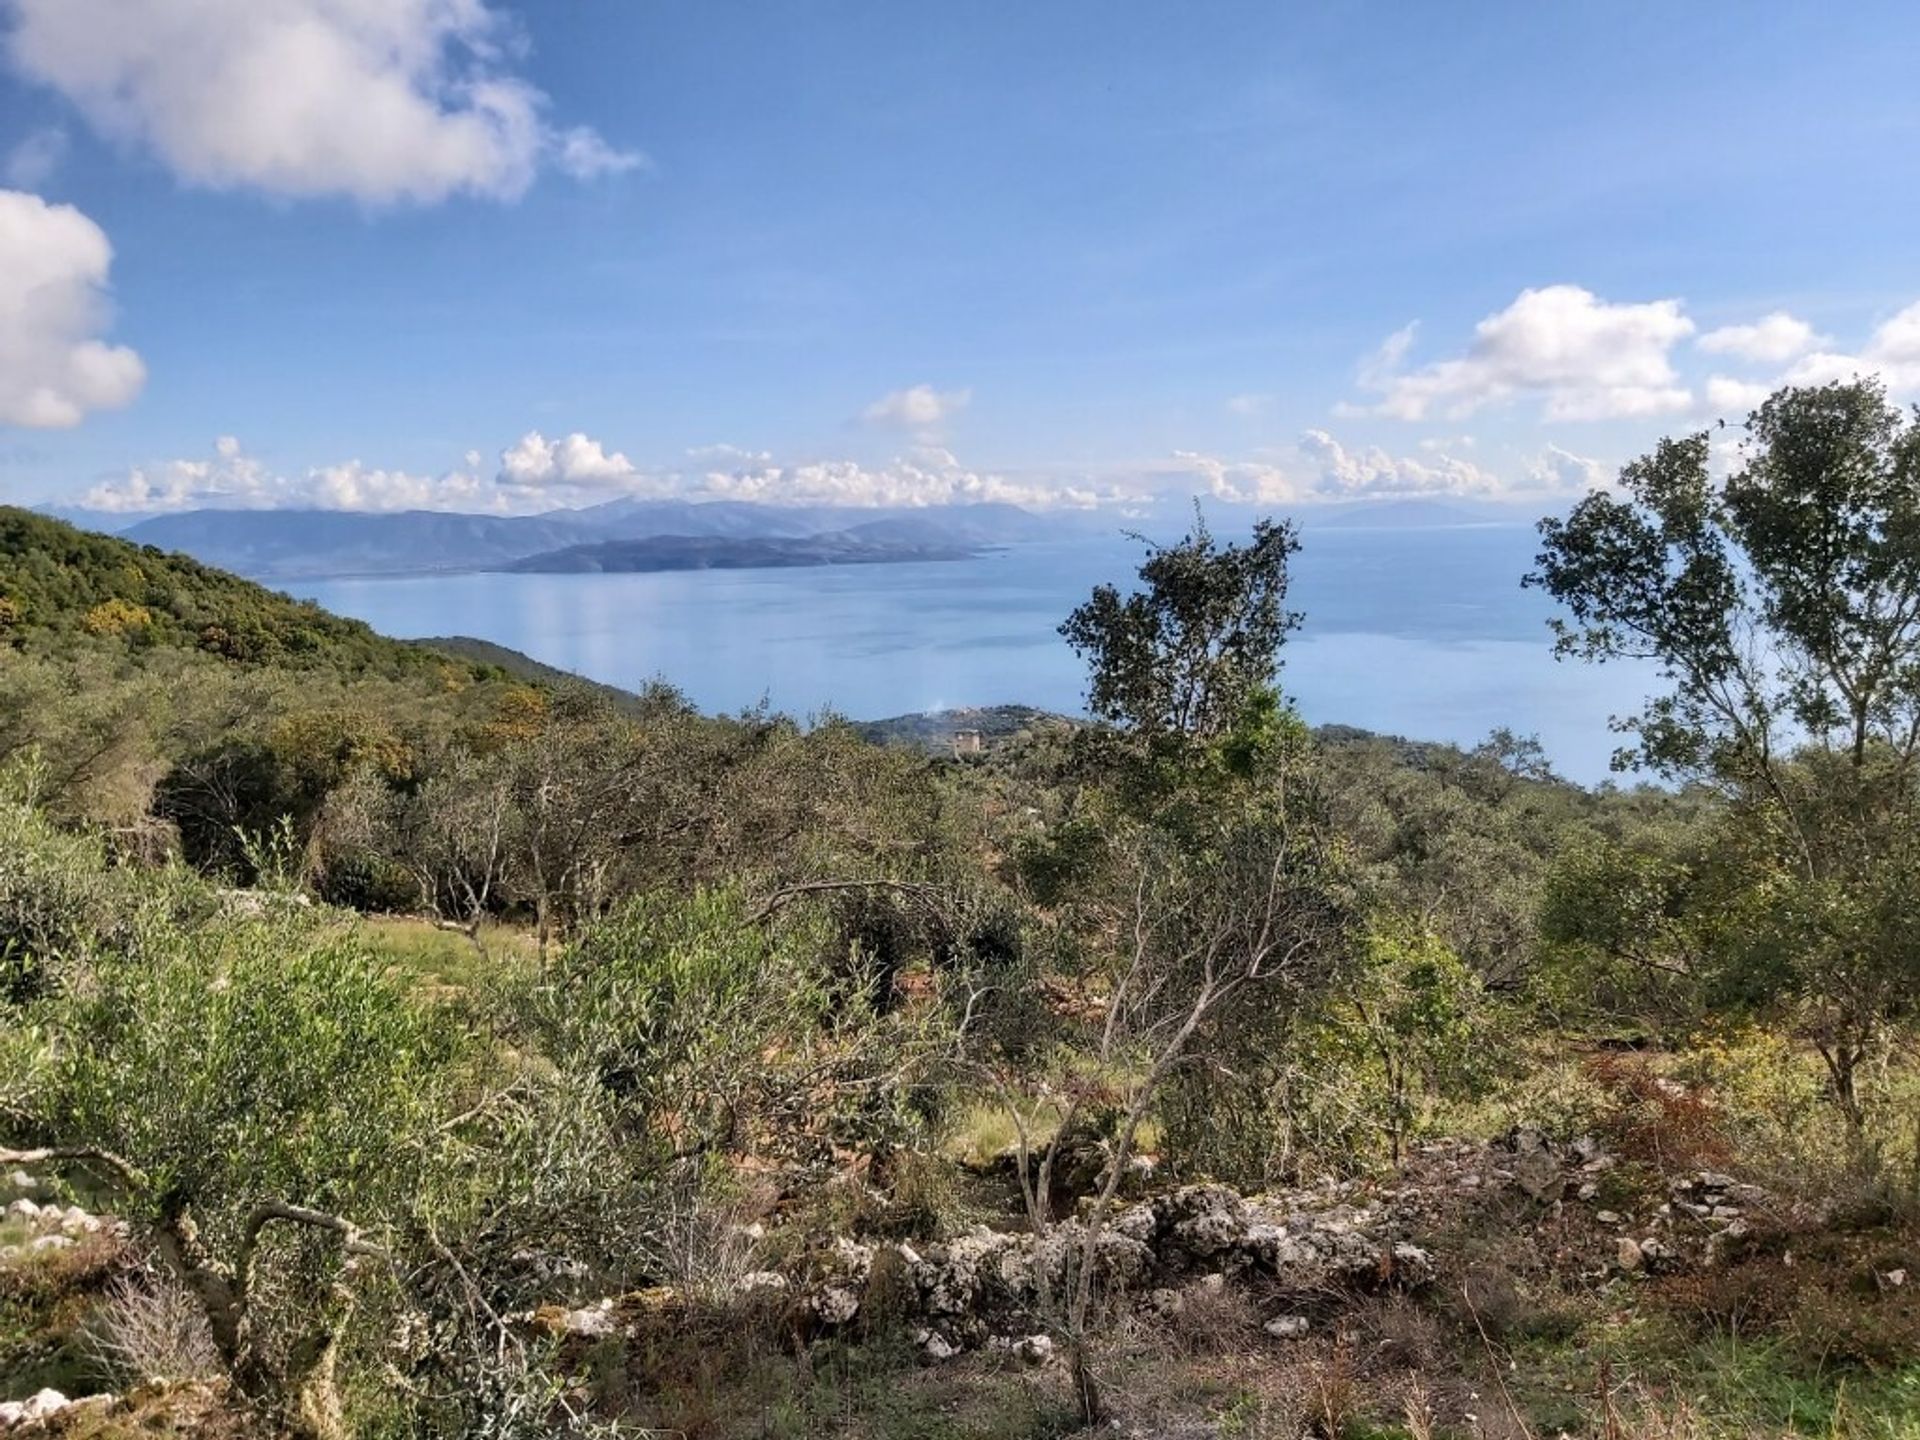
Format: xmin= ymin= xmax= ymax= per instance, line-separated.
xmin=1060 ymin=509 xmax=1300 ymax=745
xmin=1529 ymin=381 xmax=1920 ymax=1148
xmin=1306 ymin=922 xmax=1499 ymax=1167
xmin=0 ymin=508 xmax=468 ymax=678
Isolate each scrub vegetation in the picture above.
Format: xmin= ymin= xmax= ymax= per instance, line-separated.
xmin=1 ymin=382 xmax=1917 ymax=1438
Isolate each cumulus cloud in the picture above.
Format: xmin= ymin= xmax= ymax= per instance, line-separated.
xmin=1779 ymin=301 xmax=1920 ymax=397
xmin=0 ymin=188 xmax=145 ymax=427
xmin=4 ymin=126 xmax=66 ymax=187
xmin=1525 ymin=444 xmax=1610 ymax=494
xmin=497 ymin=430 xmax=637 ymax=488
xmin=5 ymin=0 xmax=640 ymax=205
xmin=1298 ymin=429 xmax=1501 ymax=497
xmin=1171 ymin=432 xmax=1605 ymax=508
xmin=1703 ymin=374 xmax=1774 ymax=415
xmin=1698 ymin=311 xmax=1820 ymax=364
xmin=861 ymin=384 xmax=971 ymax=435
xmin=79 ymin=430 xmax=1122 ymax=517
xmin=83 ymin=436 xmax=502 ymax=514
xmin=1356 ymin=285 xmax=1695 ymax=422
xmin=695 ymin=449 xmax=1108 ymax=511
xmin=1172 ymin=452 xmax=1299 ymax=506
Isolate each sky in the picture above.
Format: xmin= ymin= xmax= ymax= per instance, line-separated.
xmin=1 ymin=1 xmax=1917 ymax=517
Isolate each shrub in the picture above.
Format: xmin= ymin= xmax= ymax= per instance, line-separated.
xmin=1586 ymin=1052 xmax=1733 ymax=1173
xmin=82 ymin=1268 xmax=223 ymax=1385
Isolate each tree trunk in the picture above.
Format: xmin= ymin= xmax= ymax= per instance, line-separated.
xmin=1068 ymin=1339 xmax=1103 ymax=1428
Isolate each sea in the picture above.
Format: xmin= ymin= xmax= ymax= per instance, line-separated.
xmin=296 ymin=522 xmax=1656 ymax=785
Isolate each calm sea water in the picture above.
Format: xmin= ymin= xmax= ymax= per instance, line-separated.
xmin=296 ymin=524 xmax=1655 ymax=784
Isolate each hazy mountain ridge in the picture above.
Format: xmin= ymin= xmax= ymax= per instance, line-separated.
xmin=502 ymin=531 xmax=981 ymax=573
xmin=111 ymin=500 xmax=1051 ymax=580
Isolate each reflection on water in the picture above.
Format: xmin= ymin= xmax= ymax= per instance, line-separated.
xmin=296 ymin=527 xmax=1655 ymax=784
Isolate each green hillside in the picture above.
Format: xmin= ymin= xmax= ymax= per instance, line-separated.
xmin=0 ymin=507 xmax=452 ymax=676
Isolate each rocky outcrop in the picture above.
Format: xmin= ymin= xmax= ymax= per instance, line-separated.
xmin=792 ymin=1180 xmax=1435 ymax=1357
xmin=527 ymin=1140 xmax=1792 ymax=1365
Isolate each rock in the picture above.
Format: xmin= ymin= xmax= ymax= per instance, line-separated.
xmin=28 ymin=1235 xmax=72 ymax=1254
xmin=1596 ymin=1210 xmax=1623 ymax=1225
xmin=915 ymin=1328 xmax=960 ymax=1360
xmin=831 ymin=1236 xmax=876 ymax=1285
xmin=736 ymin=1271 xmax=789 ymax=1296
xmin=811 ymin=1286 xmax=861 ymax=1325
xmin=1264 ymin=1314 xmax=1310 ymax=1339
xmin=0 ymin=1389 xmax=72 ymax=1427
xmin=5 ymin=1200 xmax=39 ymax=1222
xmin=1013 ymin=1333 xmax=1054 ymax=1366
xmin=1878 ymin=1268 xmax=1908 ymax=1290
xmin=1639 ymin=1238 xmax=1675 ymax=1268
xmin=1616 ymin=1237 xmax=1645 ymax=1272
xmin=1163 ymin=1185 xmax=1248 ymax=1257
xmin=1509 ymin=1131 xmax=1562 ymax=1201
xmin=6 ymin=1173 xmax=38 ymax=1195
xmin=1390 ymin=1243 xmax=1435 ymax=1284
xmin=560 ymin=1301 xmax=620 ymax=1338
xmin=1577 ymin=1182 xmax=1599 ymax=1201
xmin=915 ymin=1226 xmax=1023 ymax=1316
xmin=990 ymin=1333 xmax=1056 ymax=1367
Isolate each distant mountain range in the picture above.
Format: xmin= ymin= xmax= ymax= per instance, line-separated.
xmin=105 ymin=499 xmax=1055 ymax=581
xmin=1298 ymin=497 xmax=1541 ymax=530
xmin=505 ymin=530 xmax=980 ymax=573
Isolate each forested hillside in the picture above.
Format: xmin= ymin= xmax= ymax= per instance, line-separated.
xmin=0 ymin=385 xmax=1916 ymax=1440
xmin=1 ymin=507 xmax=450 ymax=674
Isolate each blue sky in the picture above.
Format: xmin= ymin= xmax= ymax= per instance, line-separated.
xmin=1 ymin=1 xmax=1917 ymax=516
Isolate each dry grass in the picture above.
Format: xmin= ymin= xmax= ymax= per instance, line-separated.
xmin=80 ymin=1269 xmax=222 ymax=1386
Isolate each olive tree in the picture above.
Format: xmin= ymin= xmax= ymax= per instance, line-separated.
xmin=1528 ymin=379 xmax=1920 ymax=1145
xmin=1060 ymin=510 xmax=1300 ymax=746
xmin=1 ymin=908 xmax=466 ymax=1439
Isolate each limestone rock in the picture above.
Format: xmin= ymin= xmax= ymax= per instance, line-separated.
xmin=811 ymin=1286 xmax=860 ymax=1325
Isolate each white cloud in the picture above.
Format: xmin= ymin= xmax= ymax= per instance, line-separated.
xmin=0 ymin=188 xmax=145 ymax=427
xmin=497 ymin=430 xmax=637 ymax=488
xmin=1172 ymin=451 xmax=1299 ymax=506
xmin=1867 ymin=301 xmax=1920 ymax=369
xmin=3 ymin=126 xmax=67 ymax=187
xmin=861 ymin=384 xmax=971 ymax=434
xmin=1357 ymin=322 xmax=1419 ymax=389
xmin=1759 ymin=301 xmax=1920 ymax=399
xmin=695 ymin=449 xmax=1108 ymax=511
xmin=1357 ymin=285 xmax=1695 ymax=422
xmin=82 ymin=436 xmax=502 ymax=514
xmin=1703 ymin=375 xmax=1774 ymax=415
xmin=1171 ymin=433 xmax=1603 ymax=507
xmin=1698 ymin=311 xmax=1819 ymax=364
xmin=687 ymin=442 xmax=773 ymax=465
xmin=1298 ymin=430 xmax=1501 ymax=497
xmin=5 ymin=0 xmax=637 ymax=205
xmin=1526 ymin=444 xmax=1610 ymax=494
xmin=552 ymin=126 xmax=646 ymax=180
